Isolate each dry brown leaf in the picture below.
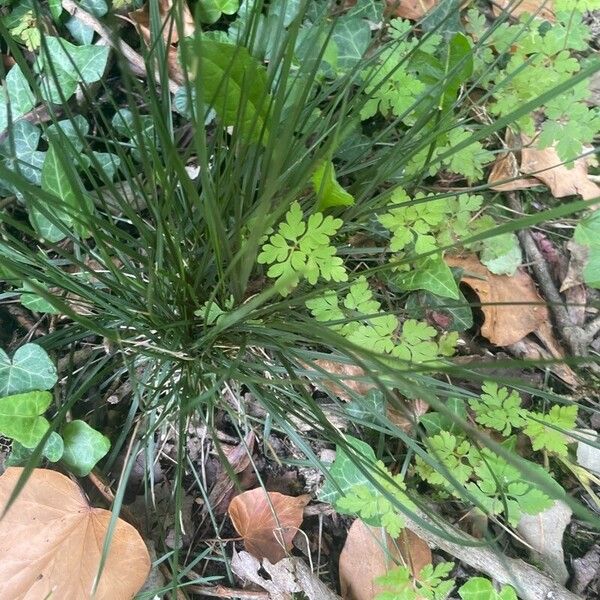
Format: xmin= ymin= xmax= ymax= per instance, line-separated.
xmin=488 ymin=150 xmax=540 ymax=192
xmin=446 ymin=254 xmax=548 ymax=346
xmin=339 ymin=520 xmax=431 ymax=600
xmin=521 ymin=141 xmax=600 ymax=200
xmin=385 ymin=0 xmax=437 ymax=20
xmin=308 ymin=359 xmax=376 ymax=401
xmin=129 ymin=0 xmax=194 ymax=44
xmin=228 ymin=488 xmax=310 ymax=563
xmin=0 ymin=468 xmax=150 ymax=600
xmin=492 ymin=0 xmax=554 ymax=20
xmin=387 ymin=398 xmax=429 ymax=433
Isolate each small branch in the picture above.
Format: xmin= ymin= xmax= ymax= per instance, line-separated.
xmin=61 ymin=0 xmax=179 ymax=94
xmin=186 ymin=585 xmax=269 ymax=599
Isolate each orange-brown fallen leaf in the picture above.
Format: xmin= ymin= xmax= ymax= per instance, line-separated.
xmin=228 ymin=488 xmax=310 ymax=563
xmin=307 ymin=359 xmax=376 ymax=400
xmin=387 ymin=398 xmax=430 ymax=433
xmin=446 ymin=254 xmax=548 ymax=346
xmin=129 ymin=0 xmax=194 ymax=44
xmin=339 ymin=519 xmax=432 ymax=600
xmin=0 ymin=468 xmax=150 ymax=600
xmin=521 ymin=141 xmax=600 ymax=201
xmin=386 ymin=0 xmax=437 ymax=20
xmin=492 ymin=0 xmax=554 ymax=20
xmin=488 ymin=150 xmax=540 ymax=192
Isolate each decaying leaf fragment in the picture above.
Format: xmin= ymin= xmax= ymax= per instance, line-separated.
xmin=386 ymin=0 xmax=437 ymax=20
xmin=129 ymin=0 xmax=194 ymax=44
xmin=339 ymin=519 xmax=432 ymax=600
xmin=446 ymin=254 xmax=548 ymax=346
xmin=491 ymin=0 xmax=554 ymax=21
xmin=488 ymin=150 xmax=540 ymax=192
xmin=228 ymin=488 xmax=310 ymax=563
xmin=0 ymin=468 xmax=150 ymax=600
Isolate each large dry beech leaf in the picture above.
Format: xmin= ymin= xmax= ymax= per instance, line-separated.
xmin=0 ymin=468 xmax=150 ymax=600
xmin=446 ymin=254 xmax=548 ymax=346
xmin=492 ymin=0 xmax=554 ymax=20
xmin=520 ymin=142 xmax=600 ymax=201
xmin=228 ymin=488 xmax=310 ymax=563
xmin=339 ymin=519 xmax=432 ymax=600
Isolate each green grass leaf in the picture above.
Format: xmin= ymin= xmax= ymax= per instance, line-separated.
xmin=0 ymin=344 xmax=57 ymax=396
xmin=61 ymin=420 xmax=111 ymax=476
xmin=0 ymin=391 xmax=52 ymax=448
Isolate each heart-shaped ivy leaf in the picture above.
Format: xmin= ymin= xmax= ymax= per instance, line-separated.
xmin=6 ymin=432 xmax=64 ymax=466
xmin=0 ymin=391 xmax=52 ymax=448
xmin=61 ymin=420 xmax=110 ymax=476
xmin=0 ymin=344 xmax=57 ymax=396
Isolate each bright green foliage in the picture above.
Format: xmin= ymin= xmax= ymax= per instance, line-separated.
xmin=0 ymin=343 xmax=57 ymax=397
xmin=420 ymin=398 xmax=467 ymax=436
xmin=311 ymin=160 xmax=355 ymax=211
xmin=306 ymin=277 xmax=457 ymax=367
xmin=191 ymin=40 xmax=271 ymax=143
xmin=479 ymin=233 xmax=522 ymax=276
xmin=414 ymin=431 xmax=474 ymax=489
xmin=524 ymin=405 xmax=578 ymax=457
xmin=8 ymin=10 xmax=40 ymax=50
xmin=258 ymin=201 xmax=347 ymax=294
xmin=469 ymin=382 xmax=527 ymax=436
xmin=321 ymin=436 xmax=416 ymax=536
xmin=466 ymin=449 xmax=553 ymax=525
xmin=61 ymin=420 xmax=111 ymax=476
xmin=458 ymin=577 xmax=517 ymax=600
xmin=198 ymin=0 xmax=240 ymax=24
xmin=375 ymin=562 xmax=455 ymax=600
xmin=482 ymin=12 xmax=599 ymax=162
xmin=440 ymin=128 xmax=493 ymax=181
xmin=574 ymin=212 xmax=600 ymax=289
xmin=394 ymin=256 xmax=459 ymax=300
xmin=0 ymin=391 xmax=52 ymax=449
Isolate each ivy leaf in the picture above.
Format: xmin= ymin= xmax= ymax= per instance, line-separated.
xmin=61 ymin=420 xmax=111 ymax=476
xmin=405 ymin=288 xmax=473 ymax=332
xmin=41 ymin=37 xmax=109 ymax=85
xmin=524 ymin=405 xmax=578 ymax=457
xmin=192 ymin=40 xmax=271 ymax=143
xmin=311 ymin=160 xmax=355 ymax=211
xmin=419 ymin=398 xmax=467 ymax=436
xmin=332 ymin=15 xmax=370 ymax=71
xmin=66 ymin=0 xmax=108 ymax=45
xmin=7 ymin=432 xmax=64 ymax=466
xmin=0 ymin=120 xmax=46 ymax=186
xmin=0 ymin=65 xmax=35 ymax=132
xmin=0 ymin=343 xmax=57 ymax=396
xmin=574 ymin=211 xmax=600 ymax=289
xmin=394 ymin=256 xmax=460 ymax=300
xmin=198 ymin=0 xmax=240 ymax=24
xmin=0 ymin=391 xmax=52 ymax=448
xmin=20 ymin=281 xmax=61 ymax=314
xmin=459 ymin=577 xmax=517 ymax=600
xmin=480 ymin=233 xmax=522 ymax=276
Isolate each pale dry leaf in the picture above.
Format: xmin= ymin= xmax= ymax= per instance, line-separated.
xmin=446 ymin=254 xmax=548 ymax=346
xmin=488 ymin=150 xmax=540 ymax=192
xmin=561 ymin=241 xmax=589 ymax=292
xmin=308 ymin=359 xmax=376 ymax=401
xmin=386 ymin=398 xmax=429 ymax=433
xmin=521 ymin=140 xmax=600 ymax=200
xmin=576 ymin=429 xmax=600 ymax=476
xmin=339 ymin=519 xmax=431 ymax=600
xmin=228 ymin=488 xmax=310 ymax=563
xmin=517 ymin=499 xmax=572 ymax=585
xmin=129 ymin=0 xmax=194 ymax=44
xmin=386 ymin=0 xmax=437 ymax=20
xmin=492 ymin=0 xmax=554 ymax=20
xmin=0 ymin=467 xmax=150 ymax=600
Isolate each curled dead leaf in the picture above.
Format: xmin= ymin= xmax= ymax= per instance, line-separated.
xmin=339 ymin=519 xmax=432 ymax=600
xmin=446 ymin=254 xmax=548 ymax=346
xmin=129 ymin=0 xmax=194 ymax=44
xmin=228 ymin=488 xmax=310 ymax=563
xmin=385 ymin=0 xmax=437 ymax=20
xmin=488 ymin=150 xmax=540 ymax=192
xmin=491 ymin=0 xmax=554 ymax=20
xmin=0 ymin=468 xmax=150 ymax=600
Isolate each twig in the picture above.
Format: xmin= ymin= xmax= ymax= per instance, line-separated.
xmin=186 ymin=585 xmax=269 ymax=599
xmin=407 ymin=513 xmax=580 ymax=600
xmin=61 ymin=0 xmax=179 ymax=94
xmin=505 ymin=191 xmax=599 ymax=360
